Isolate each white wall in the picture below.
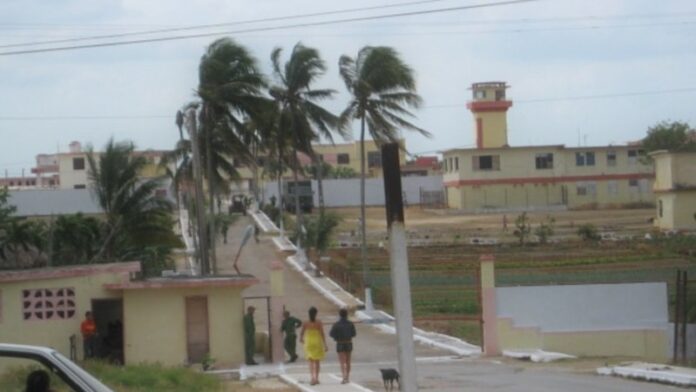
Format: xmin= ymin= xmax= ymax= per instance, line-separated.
xmin=496 ymin=282 xmax=668 ymax=332
xmin=263 ymin=176 xmax=443 ymax=207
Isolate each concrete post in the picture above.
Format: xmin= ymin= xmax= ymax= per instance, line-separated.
xmin=269 ymin=261 xmax=285 ymax=363
xmin=480 ymin=254 xmax=500 ymax=356
xmin=382 ymin=143 xmax=418 ymax=392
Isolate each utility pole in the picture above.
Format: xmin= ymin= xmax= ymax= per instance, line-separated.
xmin=381 ymin=142 xmax=418 ymax=392
xmin=201 ymin=108 xmax=217 ymax=274
xmin=186 ymin=107 xmax=210 ymax=275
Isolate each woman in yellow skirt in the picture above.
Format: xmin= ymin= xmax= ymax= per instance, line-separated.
xmin=299 ymin=306 xmax=328 ymax=385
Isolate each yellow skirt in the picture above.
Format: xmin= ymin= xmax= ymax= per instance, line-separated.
xmin=303 ymin=328 xmax=325 ymax=361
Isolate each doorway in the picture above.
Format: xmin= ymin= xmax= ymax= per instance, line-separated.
xmin=91 ymin=298 xmax=124 ymax=364
xmin=185 ymin=296 xmax=210 ymax=364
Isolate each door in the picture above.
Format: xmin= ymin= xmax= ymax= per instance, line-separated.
xmin=185 ymin=296 xmax=209 ymax=363
xmin=91 ymin=298 xmax=124 ymax=364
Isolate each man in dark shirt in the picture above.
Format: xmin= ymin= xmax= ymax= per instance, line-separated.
xmin=244 ymin=306 xmax=258 ymax=365
xmin=329 ymin=308 xmax=356 ymax=384
xmin=281 ymin=310 xmax=302 ymax=362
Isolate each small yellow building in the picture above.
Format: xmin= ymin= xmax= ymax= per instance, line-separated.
xmin=443 ymin=82 xmax=655 ymax=210
xmin=651 ymin=150 xmax=696 ymax=230
xmin=0 ymin=262 xmax=257 ymax=367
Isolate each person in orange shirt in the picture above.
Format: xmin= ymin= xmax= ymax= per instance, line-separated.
xmin=80 ymin=311 xmax=97 ymax=360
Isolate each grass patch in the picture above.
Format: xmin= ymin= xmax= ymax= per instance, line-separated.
xmin=83 ymin=361 xmax=222 ymax=392
xmin=1 ymin=361 xmax=223 ymax=392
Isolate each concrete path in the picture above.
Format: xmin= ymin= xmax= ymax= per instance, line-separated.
xmin=215 ymin=214 xmax=682 ymax=392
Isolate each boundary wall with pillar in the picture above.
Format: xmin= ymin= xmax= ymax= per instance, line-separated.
xmin=479 ymin=256 xmax=669 ymax=361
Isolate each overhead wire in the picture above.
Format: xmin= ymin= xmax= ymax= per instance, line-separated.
xmin=0 ymin=0 xmax=468 ymax=49
xmin=3 ymin=86 xmax=696 ymax=120
xmin=0 ymin=0 xmax=539 ymax=56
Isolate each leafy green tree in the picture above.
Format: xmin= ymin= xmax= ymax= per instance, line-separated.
xmin=338 ymin=46 xmax=430 ymax=293
xmin=304 ymin=212 xmax=341 ymax=277
xmin=87 ymin=139 xmax=178 ymax=271
xmin=269 ymin=42 xmax=341 ymax=226
xmin=50 ymin=213 xmax=102 ymax=265
xmin=642 ymin=121 xmax=696 ymax=153
xmin=0 ymin=189 xmax=45 ymax=266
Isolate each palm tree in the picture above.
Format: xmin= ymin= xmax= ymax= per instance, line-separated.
xmin=87 ymin=139 xmax=175 ymax=263
xmin=338 ymin=46 xmax=430 ymax=304
xmin=196 ymin=38 xmax=269 ymax=273
xmin=269 ymin=42 xmax=342 ymax=236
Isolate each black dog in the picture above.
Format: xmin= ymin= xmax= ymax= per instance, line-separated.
xmin=379 ymin=368 xmax=400 ymax=391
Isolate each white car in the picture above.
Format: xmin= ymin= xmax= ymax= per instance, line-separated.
xmin=0 ymin=343 xmax=113 ymax=392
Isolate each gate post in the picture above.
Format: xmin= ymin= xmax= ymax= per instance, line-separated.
xmin=480 ymin=254 xmax=500 ymax=356
xmin=269 ymin=261 xmax=285 ymax=363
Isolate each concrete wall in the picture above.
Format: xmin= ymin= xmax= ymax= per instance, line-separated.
xmin=263 ymin=176 xmax=443 ymax=207
xmin=0 ymin=271 xmax=126 ymax=359
xmin=496 ymin=283 xmax=669 ymax=360
xmin=122 ymin=286 xmax=245 ymax=367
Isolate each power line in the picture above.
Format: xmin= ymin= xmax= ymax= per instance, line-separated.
xmin=3 ymin=86 xmax=696 ymax=120
xmin=0 ymin=0 xmax=539 ymax=56
xmin=0 ymin=0 xmax=464 ymax=49
xmin=417 ymin=87 xmax=696 ymax=109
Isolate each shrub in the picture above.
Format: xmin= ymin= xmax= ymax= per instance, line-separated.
xmin=577 ymin=224 xmax=600 ymax=241
xmin=534 ymin=216 xmax=555 ymax=244
xmin=513 ymin=212 xmax=532 ymax=246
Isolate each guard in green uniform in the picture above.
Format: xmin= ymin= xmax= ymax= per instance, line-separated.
xmin=280 ymin=310 xmax=302 ymax=362
xmin=244 ymin=306 xmax=258 ymax=365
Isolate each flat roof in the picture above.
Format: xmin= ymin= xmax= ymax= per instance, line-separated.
xmin=8 ymin=189 xmax=102 ymax=217
xmin=0 ymin=262 xmax=141 ymax=283
xmin=442 ymin=144 xmax=642 ymax=154
xmin=104 ymin=275 xmax=259 ymax=290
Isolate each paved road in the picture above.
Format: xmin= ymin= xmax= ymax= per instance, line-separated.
xmin=217 ymin=215 xmax=680 ymax=391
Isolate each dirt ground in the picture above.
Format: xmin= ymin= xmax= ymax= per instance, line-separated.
xmin=327 ymin=206 xmax=655 ymax=241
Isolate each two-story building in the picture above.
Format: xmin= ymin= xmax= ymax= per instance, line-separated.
xmin=442 ymin=82 xmax=654 ymax=211
xmin=651 ymin=150 xmax=696 ymax=230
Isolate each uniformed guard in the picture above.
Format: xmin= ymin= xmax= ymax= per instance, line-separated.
xmin=281 ymin=310 xmax=302 ymax=362
xmin=243 ymin=306 xmax=258 ymax=365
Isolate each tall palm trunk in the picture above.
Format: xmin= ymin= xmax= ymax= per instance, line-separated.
xmin=316 ymin=155 xmax=325 ymax=216
xmin=293 ymin=167 xmax=302 ymax=240
xmin=359 ymin=116 xmax=369 ymax=296
xmin=276 ymin=145 xmax=284 ymax=235
xmin=205 ymin=123 xmax=217 ymax=274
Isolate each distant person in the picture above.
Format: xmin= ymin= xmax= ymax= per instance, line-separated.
xmin=330 ymin=308 xmax=357 ymax=384
xmin=25 ymin=369 xmax=53 ymax=392
xmin=254 ymin=224 xmax=260 ymax=244
xmin=300 ymin=306 xmax=328 ymax=385
xmin=80 ymin=311 xmax=97 ymax=360
xmin=243 ymin=306 xmax=258 ymax=365
xmin=281 ymin=310 xmax=302 ymax=363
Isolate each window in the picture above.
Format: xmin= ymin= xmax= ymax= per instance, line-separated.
xmin=337 ymin=153 xmax=350 ymax=165
xmin=576 ymin=181 xmax=597 ymax=196
xmin=575 ymin=151 xmax=595 ymax=166
xmin=607 ymin=150 xmax=617 ymax=166
xmin=473 ymin=155 xmax=500 ymax=171
xmin=454 ymin=157 xmax=459 ymax=170
xmin=367 ymin=151 xmax=382 ymax=168
xmin=629 ymin=179 xmax=639 ymax=187
xmin=474 ymin=90 xmax=486 ymax=99
xmin=72 ymin=157 xmax=85 ymax=170
xmin=443 ymin=159 xmax=447 ymax=172
xmin=658 ymin=199 xmax=663 ymax=218
xmin=627 ymin=149 xmax=644 ymax=165
xmin=535 ymin=153 xmax=554 ymax=169
xmin=607 ymin=180 xmax=618 ymax=196
xmin=22 ymin=288 xmax=76 ymax=321
xmin=73 ymin=184 xmax=86 ymax=189
xmin=495 ymin=89 xmax=505 ymax=101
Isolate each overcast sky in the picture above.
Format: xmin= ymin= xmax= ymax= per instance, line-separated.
xmin=1 ymin=0 xmax=695 ymax=176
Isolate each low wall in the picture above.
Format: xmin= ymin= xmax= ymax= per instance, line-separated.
xmin=496 ymin=282 xmax=669 ymax=361
xmin=263 ymin=176 xmax=443 ymax=207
